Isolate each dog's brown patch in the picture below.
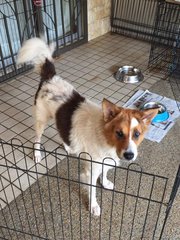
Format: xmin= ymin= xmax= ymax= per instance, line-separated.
xmin=56 ymin=91 xmax=85 ymax=146
xmin=35 ymin=59 xmax=56 ymax=104
xmin=40 ymin=58 xmax=56 ymax=80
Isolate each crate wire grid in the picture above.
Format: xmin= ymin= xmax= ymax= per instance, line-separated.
xmin=148 ymin=0 xmax=180 ymax=77
xmin=148 ymin=1 xmax=180 ymax=112
xmin=168 ymin=63 xmax=180 ymax=111
xmin=111 ymin=0 xmax=159 ymax=41
xmin=0 ymin=139 xmax=179 ymax=240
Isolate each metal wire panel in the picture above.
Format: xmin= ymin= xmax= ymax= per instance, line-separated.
xmin=0 ymin=0 xmax=35 ymax=82
xmin=148 ymin=1 xmax=180 ymax=112
xmin=148 ymin=1 xmax=180 ymax=77
xmin=168 ymin=63 xmax=180 ymax=110
xmin=0 ymin=0 xmax=87 ymax=83
xmin=111 ymin=0 xmax=158 ymax=41
xmin=0 ymin=138 xmax=178 ymax=240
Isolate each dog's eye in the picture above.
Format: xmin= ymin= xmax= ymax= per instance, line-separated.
xmin=116 ymin=130 xmax=124 ymax=139
xmin=134 ymin=130 xmax=140 ymax=139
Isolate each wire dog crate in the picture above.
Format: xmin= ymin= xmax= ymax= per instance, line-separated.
xmin=148 ymin=0 xmax=180 ymax=77
xmin=0 ymin=139 xmax=179 ymax=240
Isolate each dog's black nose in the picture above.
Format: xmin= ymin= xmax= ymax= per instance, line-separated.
xmin=124 ymin=152 xmax=134 ymax=160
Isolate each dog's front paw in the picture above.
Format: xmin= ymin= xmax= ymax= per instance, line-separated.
xmin=34 ymin=151 xmax=42 ymax=163
xmin=103 ymin=180 xmax=114 ymax=190
xmin=91 ymin=204 xmax=101 ymax=216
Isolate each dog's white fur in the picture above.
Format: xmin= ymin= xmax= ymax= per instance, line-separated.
xmin=17 ymin=38 xmax=158 ymax=216
xmin=17 ymin=37 xmax=54 ymax=67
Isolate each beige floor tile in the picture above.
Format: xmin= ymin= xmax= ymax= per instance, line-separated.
xmin=1 ymin=130 xmax=17 ymax=142
xmin=0 ymin=184 xmax=21 ymax=206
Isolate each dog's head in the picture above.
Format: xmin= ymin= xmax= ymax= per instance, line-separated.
xmin=102 ymin=98 xmax=159 ymax=161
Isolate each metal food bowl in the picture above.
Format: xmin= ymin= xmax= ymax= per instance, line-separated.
xmin=141 ymin=101 xmax=169 ymax=123
xmin=114 ymin=66 xmax=144 ymax=83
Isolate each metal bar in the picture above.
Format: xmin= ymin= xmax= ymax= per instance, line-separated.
xmin=43 ymin=152 xmax=57 ymax=239
xmin=36 ymin=6 xmax=44 ymax=37
xmin=108 ymin=163 xmax=117 ymax=240
xmin=33 ymin=160 xmax=49 ymax=239
xmin=75 ymin=0 xmax=80 ymax=41
xmin=13 ymin=0 xmax=23 ymax=45
xmin=138 ymin=0 xmax=148 ymax=37
xmin=52 ymin=0 xmax=59 ymax=49
xmin=42 ymin=0 xmax=50 ymax=44
xmin=22 ymin=0 xmax=31 ymax=39
xmin=152 ymin=177 xmax=168 ymax=239
xmin=89 ymin=153 xmax=93 ymax=240
xmin=54 ymin=149 xmax=65 ymax=239
xmin=32 ymin=1 xmax=44 ymax=37
xmin=60 ymin=0 xmax=66 ymax=47
xmin=78 ymin=155 xmax=82 ymax=240
xmin=11 ymin=144 xmax=33 ymax=239
xmin=129 ymin=171 xmax=143 ymax=239
xmin=111 ymin=0 xmax=115 ymax=27
xmin=98 ymin=163 xmax=104 ymax=240
xmin=0 ymin=45 xmax=7 ymax=76
xmin=118 ymin=165 xmax=129 ymax=239
xmin=159 ymin=164 xmax=180 ymax=239
xmin=67 ymin=154 xmax=74 ymax=240
xmin=3 ymin=15 xmax=17 ymax=72
xmin=68 ymin=0 xmax=74 ymax=44
xmin=140 ymin=176 xmax=156 ymax=239
xmin=20 ymin=144 xmax=43 ymax=238
xmin=82 ymin=0 xmax=88 ymax=40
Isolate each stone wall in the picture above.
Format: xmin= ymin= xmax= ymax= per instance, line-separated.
xmin=88 ymin=0 xmax=111 ymax=40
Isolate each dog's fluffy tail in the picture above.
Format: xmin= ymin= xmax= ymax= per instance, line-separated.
xmin=17 ymin=38 xmax=56 ymax=79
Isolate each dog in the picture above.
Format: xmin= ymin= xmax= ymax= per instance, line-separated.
xmin=17 ymin=38 xmax=158 ymax=216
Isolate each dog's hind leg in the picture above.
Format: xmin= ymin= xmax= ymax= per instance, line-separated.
xmin=33 ymin=105 xmax=50 ymax=163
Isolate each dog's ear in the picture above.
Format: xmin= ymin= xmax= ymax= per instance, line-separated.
xmin=141 ymin=108 xmax=159 ymax=125
xmin=102 ymin=98 xmax=121 ymax=122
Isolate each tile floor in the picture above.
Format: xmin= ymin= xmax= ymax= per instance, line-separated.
xmin=0 ymin=33 xmax=176 ymax=207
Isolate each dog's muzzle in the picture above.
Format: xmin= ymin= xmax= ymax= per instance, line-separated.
xmin=123 ymin=151 xmax=135 ymax=161
xmin=117 ymin=151 xmax=136 ymax=161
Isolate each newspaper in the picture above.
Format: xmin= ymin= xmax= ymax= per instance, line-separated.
xmin=123 ymin=90 xmax=180 ymax=142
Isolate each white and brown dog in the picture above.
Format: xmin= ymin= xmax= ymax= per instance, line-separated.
xmin=17 ymin=38 xmax=158 ymax=216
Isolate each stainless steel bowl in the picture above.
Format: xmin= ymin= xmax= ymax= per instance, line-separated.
xmin=114 ymin=66 xmax=144 ymax=83
xmin=141 ymin=102 xmax=165 ymax=112
xmin=141 ymin=101 xmax=169 ymax=123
